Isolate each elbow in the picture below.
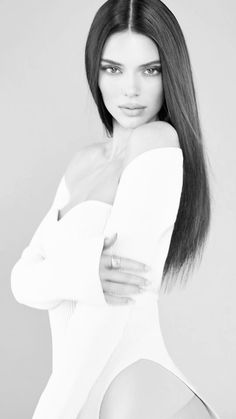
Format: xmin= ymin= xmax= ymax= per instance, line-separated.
xmin=10 ymin=262 xmax=34 ymax=307
xmin=10 ymin=262 xmax=61 ymax=310
xmin=10 ymin=263 xmax=26 ymax=305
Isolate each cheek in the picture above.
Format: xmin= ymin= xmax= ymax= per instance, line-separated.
xmin=99 ymin=77 xmax=117 ymax=101
xmin=148 ymin=81 xmax=163 ymax=105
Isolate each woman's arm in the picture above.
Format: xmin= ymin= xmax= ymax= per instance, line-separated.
xmin=10 ymin=174 xmax=106 ymax=310
xmin=102 ymin=121 xmax=182 ymax=301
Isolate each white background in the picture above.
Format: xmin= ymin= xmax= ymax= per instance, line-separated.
xmin=1 ymin=1 xmax=235 ymax=418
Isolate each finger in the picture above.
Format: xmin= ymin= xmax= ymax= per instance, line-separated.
xmin=119 ymin=256 xmax=150 ymax=273
xmin=102 ymin=267 xmax=150 ymax=287
xmin=102 ymin=279 xmax=143 ymax=297
xmin=103 ymin=292 xmax=135 ymax=306
xmin=103 ymin=253 xmax=150 ymax=273
xmin=103 ymin=233 xmax=118 ymax=250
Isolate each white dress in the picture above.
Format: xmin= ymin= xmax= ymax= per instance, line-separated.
xmin=11 ymin=148 xmax=220 ymax=419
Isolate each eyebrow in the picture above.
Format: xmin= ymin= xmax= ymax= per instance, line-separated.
xmin=100 ymin=58 xmax=161 ymax=67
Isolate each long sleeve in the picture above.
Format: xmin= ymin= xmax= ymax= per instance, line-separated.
xmin=103 ymin=147 xmax=183 ymax=299
xmin=10 ymin=176 xmax=107 ymax=310
xmin=31 ymin=147 xmax=184 ymax=419
xmin=11 ymin=148 xmax=183 ymax=312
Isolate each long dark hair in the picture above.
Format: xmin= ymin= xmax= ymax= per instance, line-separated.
xmin=85 ymin=0 xmax=211 ymax=294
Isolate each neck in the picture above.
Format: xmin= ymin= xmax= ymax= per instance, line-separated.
xmin=106 ymin=122 xmax=135 ymax=161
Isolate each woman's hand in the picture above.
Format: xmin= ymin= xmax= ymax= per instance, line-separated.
xmin=99 ymin=233 xmax=151 ymax=306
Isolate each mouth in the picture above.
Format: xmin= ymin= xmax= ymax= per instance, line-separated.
xmin=119 ymin=105 xmax=146 ymax=110
xmin=122 ymin=107 xmax=145 ymax=110
xmin=119 ymin=107 xmax=146 ymax=117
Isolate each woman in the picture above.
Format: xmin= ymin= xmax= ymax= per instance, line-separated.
xmin=11 ymin=0 xmax=220 ymax=418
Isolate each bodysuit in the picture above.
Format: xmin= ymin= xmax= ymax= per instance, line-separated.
xmin=11 ymin=147 xmax=220 ymax=419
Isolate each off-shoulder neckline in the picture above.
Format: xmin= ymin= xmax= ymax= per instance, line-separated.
xmin=59 ymin=147 xmax=183 ymax=213
xmin=117 ymin=146 xmax=182 ymax=179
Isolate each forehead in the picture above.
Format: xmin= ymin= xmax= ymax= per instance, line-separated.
xmin=101 ymin=31 xmax=160 ymax=62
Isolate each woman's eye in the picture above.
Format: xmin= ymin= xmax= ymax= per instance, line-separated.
xmin=144 ymin=67 xmax=161 ymax=76
xmin=101 ymin=66 xmax=120 ymax=74
xmin=100 ymin=65 xmax=161 ymax=76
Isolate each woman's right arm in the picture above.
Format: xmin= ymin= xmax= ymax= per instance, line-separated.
xmin=10 ymin=174 xmax=107 ymax=311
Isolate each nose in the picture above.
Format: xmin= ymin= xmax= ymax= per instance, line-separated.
xmin=123 ymin=73 xmax=140 ymax=97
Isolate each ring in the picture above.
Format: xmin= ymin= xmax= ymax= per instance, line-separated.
xmin=110 ymin=255 xmax=121 ymax=269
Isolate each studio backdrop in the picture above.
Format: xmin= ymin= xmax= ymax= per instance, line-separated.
xmin=0 ymin=1 xmax=235 ymax=418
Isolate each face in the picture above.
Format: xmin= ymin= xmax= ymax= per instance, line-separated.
xmin=98 ymin=31 xmax=164 ymax=133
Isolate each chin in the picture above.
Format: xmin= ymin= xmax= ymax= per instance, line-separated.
xmin=117 ymin=115 xmax=146 ymax=126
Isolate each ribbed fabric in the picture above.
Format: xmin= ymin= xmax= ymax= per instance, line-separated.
xmin=11 ymin=148 xmax=220 ymax=419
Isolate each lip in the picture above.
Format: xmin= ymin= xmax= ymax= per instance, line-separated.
xmin=120 ymin=107 xmax=145 ymax=117
xmin=119 ymin=104 xmax=146 ymax=109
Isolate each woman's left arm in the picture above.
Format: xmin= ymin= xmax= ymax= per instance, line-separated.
xmin=102 ymin=122 xmax=183 ymax=300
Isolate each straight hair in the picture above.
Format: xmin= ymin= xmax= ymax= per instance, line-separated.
xmin=85 ymin=0 xmax=211 ymax=294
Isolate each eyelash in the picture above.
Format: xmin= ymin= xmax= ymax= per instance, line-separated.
xmin=100 ymin=65 xmax=162 ymax=76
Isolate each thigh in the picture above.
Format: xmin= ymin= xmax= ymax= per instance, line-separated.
xmin=99 ymin=359 xmax=196 ymax=419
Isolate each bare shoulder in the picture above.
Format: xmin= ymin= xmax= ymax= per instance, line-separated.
xmin=64 ymin=142 xmax=104 ymax=185
xmin=66 ymin=142 xmax=103 ymax=171
xmin=132 ymin=120 xmax=179 ymax=142
xmin=123 ymin=121 xmax=180 ymax=171
xmin=129 ymin=121 xmax=180 ymax=154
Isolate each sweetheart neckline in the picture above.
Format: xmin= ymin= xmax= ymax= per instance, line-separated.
xmin=58 ymin=147 xmax=183 ymax=215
